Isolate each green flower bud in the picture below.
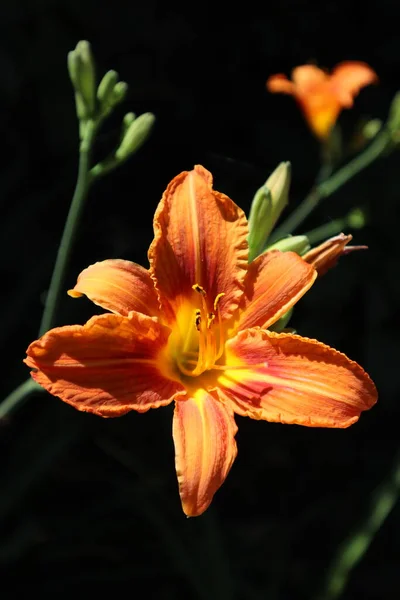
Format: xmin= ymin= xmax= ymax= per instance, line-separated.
xmin=115 ymin=112 xmax=155 ymax=161
xmin=67 ymin=50 xmax=80 ymax=91
xmin=346 ymin=207 xmax=367 ymax=229
xmin=387 ymin=91 xmax=400 ymax=143
xmin=68 ymin=41 xmax=96 ymax=119
xmin=247 ymin=162 xmax=291 ymax=261
xmin=266 ymin=161 xmax=291 ymax=226
xmin=111 ymin=81 xmax=128 ymax=106
xmin=266 ymin=235 xmax=311 ymax=255
xmin=97 ymin=70 xmax=119 ymax=115
xmin=122 ymin=112 xmax=136 ymax=134
xmin=362 ymin=119 xmax=382 ymax=140
xmin=247 ymin=185 xmax=272 ymax=261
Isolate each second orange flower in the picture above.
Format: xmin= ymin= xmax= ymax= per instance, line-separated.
xmin=267 ymin=62 xmax=378 ymax=139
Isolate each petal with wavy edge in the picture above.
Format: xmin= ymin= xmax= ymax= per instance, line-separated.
xmin=25 ymin=312 xmax=184 ymax=416
xmin=68 ymin=259 xmax=160 ymax=317
xmin=219 ymin=329 xmax=377 ymax=428
xmin=148 ymin=165 xmax=248 ymax=323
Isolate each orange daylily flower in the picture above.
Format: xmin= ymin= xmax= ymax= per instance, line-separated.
xmin=303 ymin=233 xmax=367 ymax=276
xmin=267 ymin=62 xmax=378 ymax=139
xmin=24 ymin=166 xmax=377 ymax=517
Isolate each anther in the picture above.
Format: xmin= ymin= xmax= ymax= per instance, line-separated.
xmin=195 ymin=309 xmax=202 ymax=331
xmin=192 ymin=283 xmax=206 ymax=295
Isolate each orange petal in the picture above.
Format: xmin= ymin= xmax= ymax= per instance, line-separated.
xmin=148 ymin=165 xmax=248 ymax=322
xmin=303 ymin=233 xmax=367 ymax=276
xmin=291 ymin=66 xmax=340 ymax=139
xmin=266 ymin=74 xmax=295 ymax=95
xmin=24 ymin=313 xmax=184 ymax=416
xmin=235 ymin=250 xmax=316 ymax=331
xmin=68 ymin=259 xmax=160 ymax=317
xmin=331 ymin=61 xmax=378 ymax=107
xmin=220 ymin=329 xmax=377 ymax=428
xmin=291 ymin=65 xmax=328 ymax=89
xmin=173 ymin=390 xmax=238 ymax=517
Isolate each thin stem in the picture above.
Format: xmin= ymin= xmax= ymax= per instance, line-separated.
xmin=38 ymin=120 xmax=96 ymax=336
xmin=315 ymin=452 xmax=400 ymax=600
xmin=270 ymin=130 xmax=391 ymax=243
xmin=304 ymin=218 xmax=347 ymax=245
xmin=0 ymin=379 xmax=41 ymax=419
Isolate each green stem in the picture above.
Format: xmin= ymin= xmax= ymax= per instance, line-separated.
xmin=0 ymin=379 xmax=41 ymax=420
xmin=270 ymin=130 xmax=390 ymax=243
xmin=304 ymin=218 xmax=347 ymax=245
xmin=315 ymin=453 xmax=400 ymax=600
xmin=38 ymin=120 xmax=96 ymax=336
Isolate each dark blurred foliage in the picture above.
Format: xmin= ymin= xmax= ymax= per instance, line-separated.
xmin=1 ymin=1 xmax=399 ymax=598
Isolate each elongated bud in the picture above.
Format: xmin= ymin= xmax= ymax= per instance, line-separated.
xmin=247 ymin=185 xmax=272 ymax=261
xmin=68 ymin=41 xmax=96 ymax=119
xmin=97 ymin=70 xmax=119 ymax=115
xmin=387 ymin=91 xmax=400 ymax=143
xmin=266 ymin=235 xmax=311 ymax=255
xmin=115 ymin=112 xmax=155 ymax=161
xmin=247 ymin=162 xmax=291 ymax=260
xmin=265 ymin=161 xmax=291 ymax=228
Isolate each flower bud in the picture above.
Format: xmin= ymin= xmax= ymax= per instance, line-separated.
xmin=115 ymin=112 xmax=155 ymax=161
xmin=387 ymin=91 xmax=400 ymax=142
xmin=247 ymin=185 xmax=272 ymax=261
xmin=68 ymin=41 xmax=96 ymax=119
xmin=122 ymin=112 xmax=136 ymax=135
xmin=266 ymin=235 xmax=310 ymax=255
xmin=247 ymin=162 xmax=291 ymax=260
xmin=265 ymin=161 xmax=291 ymax=226
xmin=346 ymin=207 xmax=367 ymax=229
xmin=111 ymin=81 xmax=128 ymax=106
xmin=97 ymin=70 xmax=119 ymax=116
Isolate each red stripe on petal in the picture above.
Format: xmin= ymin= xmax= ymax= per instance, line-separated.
xmin=220 ymin=329 xmax=377 ymax=428
xmin=149 ymin=165 xmax=248 ymax=322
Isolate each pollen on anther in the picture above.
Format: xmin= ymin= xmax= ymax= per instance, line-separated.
xmin=192 ymin=283 xmax=206 ymax=295
xmin=195 ymin=309 xmax=202 ymax=331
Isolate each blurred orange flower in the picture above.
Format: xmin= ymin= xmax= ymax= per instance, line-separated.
xmin=25 ymin=166 xmax=377 ymax=517
xmin=267 ymin=62 xmax=378 ymax=139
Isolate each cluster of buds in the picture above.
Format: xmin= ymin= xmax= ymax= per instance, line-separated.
xmin=67 ymin=41 xmax=154 ymax=160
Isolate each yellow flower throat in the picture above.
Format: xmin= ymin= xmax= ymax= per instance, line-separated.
xmin=171 ymin=284 xmax=226 ymax=379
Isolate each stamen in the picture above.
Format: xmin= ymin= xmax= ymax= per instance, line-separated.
xmin=213 ymin=292 xmax=225 ymax=311
xmin=195 ymin=309 xmax=202 ymax=331
xmin=207 ymin=312 xmax=215 ymax=328
xmin=192 ymin=283 xmax=206 ymax=295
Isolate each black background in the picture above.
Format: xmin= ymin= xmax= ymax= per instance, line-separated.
xmin=1 ymin=1 xmax=400 ymax=598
